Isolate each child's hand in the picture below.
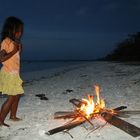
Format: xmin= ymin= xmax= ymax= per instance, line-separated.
xmin=0 ymin=42 xmax=22 ymax=62
xmin=0 ymin=50 xmax=7 ymax=62
xmin=13 ymin=44 xmax=19 ymax=53
xmin=13 ymin=42 xmax=21 ymax=53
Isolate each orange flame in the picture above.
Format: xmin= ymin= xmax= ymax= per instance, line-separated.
xmin=79 ymin=85 xmax=105 ymax=118
xmin=80 ymin=95 xmax=95 ymax=118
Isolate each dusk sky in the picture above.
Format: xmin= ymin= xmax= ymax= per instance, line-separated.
xmin=0 ymin=0 xmax=140 ymax=60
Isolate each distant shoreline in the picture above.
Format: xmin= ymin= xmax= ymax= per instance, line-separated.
xmin=21 ymin=59 xmax=98 ymax=63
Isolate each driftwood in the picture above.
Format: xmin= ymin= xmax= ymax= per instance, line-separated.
xmin=46 ymin=118 xmax=86 ymax=135
xmin=47 ymin=99 xmax=92 ymax=135
xmin=118 ymin=110 xmax=140 ymax=115
xmin=53 ymin=106 xmax=129 ymax=119
xmin=47 ymin=98 xmax=140 ymax=137
xmin=101 ymin=111 xmax=140 ymax=137
xmin=69 ymin=98 xmax=95 ymax=126
xmin=69 ymin=98 xmax=84 ymax=107
xmin=54 ymin=111 xmax=79 ymax=119
xmin=116 ymin=110 xmax=140 ymax=118
xmin=69 ymin=98 xmax=127 ymax=112
xmin=113 ymin=106 xmax=127 ymax=111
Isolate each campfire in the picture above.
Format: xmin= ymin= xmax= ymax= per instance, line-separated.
xmin=46 ymin=85 xmax=140 ymax=138
xmin=77 ymin=85 xmax=105 ymax=118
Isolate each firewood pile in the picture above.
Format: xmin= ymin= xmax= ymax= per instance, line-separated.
xmin=46 ymin=85 xmax=140 ymax=138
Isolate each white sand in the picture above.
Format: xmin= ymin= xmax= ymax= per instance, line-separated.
xmin=0 ymin=61 xmax=140 ymax=140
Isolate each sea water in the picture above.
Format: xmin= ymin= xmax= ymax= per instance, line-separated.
xmin=21 ymin=60 xmax=85 ymax=73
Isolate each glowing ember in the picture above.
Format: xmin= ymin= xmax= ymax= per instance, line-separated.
xmin=79 ymin=85 xmax=105 ymax=118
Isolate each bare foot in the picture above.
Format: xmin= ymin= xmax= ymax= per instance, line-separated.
xmin=0 ymin=121 xmax=10 ymax=127
xmin=10 ymin=117 xmax=22 ymax=121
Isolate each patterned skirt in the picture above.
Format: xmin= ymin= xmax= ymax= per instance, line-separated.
xmin=0 ymin=70 xmax=24 ymax=95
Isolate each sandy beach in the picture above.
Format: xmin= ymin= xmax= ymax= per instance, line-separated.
xmin=0 ymin=61 xmax=140 ymax=140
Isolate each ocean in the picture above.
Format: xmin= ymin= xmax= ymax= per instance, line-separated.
xmin=21 ymin=60 xmax=86 ymax=73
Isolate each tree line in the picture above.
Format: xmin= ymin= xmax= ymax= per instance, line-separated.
xmin=104 ymin=32 xmax=140 ymax=61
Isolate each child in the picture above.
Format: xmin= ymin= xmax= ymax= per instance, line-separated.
xmin=0 ymin=16 xmax=24 ymax=127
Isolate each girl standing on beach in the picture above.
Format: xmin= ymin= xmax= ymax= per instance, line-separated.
xmin=0 ymin=16 xmax=24 ymax=127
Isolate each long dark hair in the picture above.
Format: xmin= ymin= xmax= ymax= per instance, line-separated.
xmin=1 ymin=16 xmax=24 ymax=42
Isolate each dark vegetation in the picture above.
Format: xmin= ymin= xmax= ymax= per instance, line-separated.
xmin=104 ymin=32 xmax=140 ymax=61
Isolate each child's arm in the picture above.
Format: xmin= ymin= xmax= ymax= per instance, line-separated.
xmin=0 ymin=45 xmax=19 ymax=62
xmin=14 ymin=41 xmax=22 ymax=54
xmin=0 ymin=49 xmax=6 ymax=60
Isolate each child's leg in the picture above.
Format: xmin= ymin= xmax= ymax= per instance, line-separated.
xmin=0 ymin=95 xmax=15 ymax=127
xmin=10 ymin=94 xmax=21 ymax=121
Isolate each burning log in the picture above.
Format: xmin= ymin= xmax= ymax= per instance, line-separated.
xmin=113 ymin=106 xmax=127 ymax=111
xmin=101 ymin=111 xmax=140 ymax=137
xmin=46 ymin=118 xmax=86 ymax=135
xmin=117 ymin=110 xmax=140 ymax=115
xmin=54 ymin=111 xmax=79 ymax=119
xmin=46 ymin=85 xmax=140 ymax=137
xmin=54 ymin=105 xmax=128 ymax=120
xmin=116 ymin=110 xmax=140 ymax=118
xmin=47 ymin=105 xmax=129 ymax=136
xmin=69 ymin=98 xmax=86 ymax=107
xmin=69 ymin=98 xmax=95 ymax=126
